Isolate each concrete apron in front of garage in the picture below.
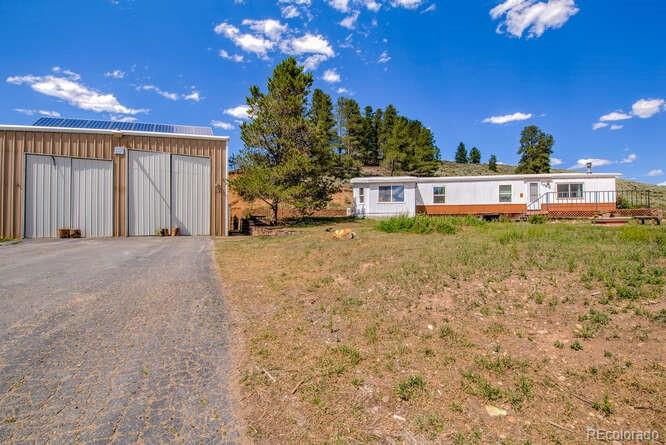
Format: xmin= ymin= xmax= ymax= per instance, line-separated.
xmin=0 ymin=237 xmax=239 ymax=443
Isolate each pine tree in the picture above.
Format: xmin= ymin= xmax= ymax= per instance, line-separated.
xmin=381 ymin=116 xmax=410 ymax=176
xmin=231 ymin=58 xmax=338 ymax=223
xmin=488 ymin=154 xmax=498 ymax=172
xmin=455 ymin=142 xmax=468 ymax=163
xmin=379 ymin=104 xmax=397 ymax=160
xmin=309 ymin=88 xmax=338 ymax=172
xmin=469 ymin=146 xmax=481 ymax=164
xmin=361 ymin=105 xmax=379 ymax=165
xmin=373 ymin=108 xmax=384 ymax=161
xmin=515 ymin=125 xmax=554 ymax=174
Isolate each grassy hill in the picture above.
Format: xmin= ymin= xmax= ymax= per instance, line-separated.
xmin=360 ymin=161 xmax=666 ymax=209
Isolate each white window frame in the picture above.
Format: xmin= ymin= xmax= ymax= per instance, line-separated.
xmin=358 ymin=187 xmax=365 ymax=204
xmin=378 ymin=185 xmax=405 ymax=203
xmin=499 ymin=185 xmax=512 ymax=203
xmin=557 ymin=183 xmax=584 ymax=199
xmin=433 ymin=186 xmax=446 ymax=204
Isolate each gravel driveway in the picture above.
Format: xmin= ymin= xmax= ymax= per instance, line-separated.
xmin=0 ymin=238 xmax=238 ymax=444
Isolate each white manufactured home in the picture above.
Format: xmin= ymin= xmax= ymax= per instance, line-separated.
xmin=350 ymin=173 xmax=621 ymax=218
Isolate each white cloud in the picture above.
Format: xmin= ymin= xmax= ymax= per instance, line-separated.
xmin=621 ymin=153 xmax=636 ymax=164
xmin=183 ymin=90 xmax=201 ymax=102
xmin=7 ymin=74 xmax=146 ymax=115
xmin=336 ymin=87 xmax=350 ymax=94
xmin=391 ymin=0 xmax=424 ymax=9
xmin=364 ymin=0 xmax=381 ymax=12
xmin=378 ymin=50 xmax=391 ymax=63
xmin=609 ymin=124 xmax=623 ymax=131
xmin=328 ymin=0 xmax=351 ymax=12
xmin=658 ymin=182 xmax=666 ymax=186
xmin=224 ymin=104 xmax=250 ymax=119
xmin=551 ymin=157 xmax=562 ymax=166
xmin=14 ymin=108 xmax=61 ymax=118
xmin=281 ymin=33 xmax=335 ymax=57
xmin=340 ymin=11 xmax=360 ymax=29
xmin=139 ymin=84 xmax=179 ymax=101
xmin=281 ymin=5 xmax=300 ymax=18
xmin=219 ymin=50 xmax=245 ymax=62
xmin=482 ymin=112 xmax=532 ymax=124
xmin=490 ymin=0 xmax=579 ymax=38
xmin=214 ymin=22 xmax=275 ymax=58
xmin=242 ymin=19 xmax=287 ymax=40
xmin=571 ymin=158 xmax=613 ymax=169
xmin=631 ymin=98 xmax=665 ymax=119
xmin=592 ymin=122 xmax=608 ymax=130
xmin=322 ymin=69 xmax=342 ymax=83
xmin=599 ymin=111 xmax=632 ymax=122
xmin=51 ymin=66 xmax=81 ymax=81
xmin=647 ymin=169 xmax=663 ymax=177
xmin=302 ymin=54 xmax=329 ymax=71
xmin=211 ymin=120 xmax=235 ymax=130
xmin=104 ymin=69 xmax=125 ymax=79
xmin=422 ymin=3 xmax=436 ymax=13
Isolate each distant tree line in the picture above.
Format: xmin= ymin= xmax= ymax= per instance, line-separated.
xmin=453 ymin=142 xmax=498 ymax=172
xmin=335 ymin=98 xmax=440 ymax=176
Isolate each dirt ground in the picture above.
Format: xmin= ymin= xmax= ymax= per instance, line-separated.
xmin=216 ymin=219 xmax=665 ymax=444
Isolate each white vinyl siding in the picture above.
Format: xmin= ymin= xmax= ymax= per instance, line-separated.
xmin=499 ymin=185 xmax=512 ymax=202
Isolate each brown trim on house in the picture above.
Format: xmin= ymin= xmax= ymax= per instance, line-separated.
xmin=416 ymin=204 xmax=528 ymax=215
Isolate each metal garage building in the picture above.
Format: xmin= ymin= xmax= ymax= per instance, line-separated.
xmin=0 ymin=118 xmax=228 ymax=239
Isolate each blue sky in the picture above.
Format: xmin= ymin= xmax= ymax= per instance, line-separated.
xmin=1 ymin=0 xmax=665 ymax=183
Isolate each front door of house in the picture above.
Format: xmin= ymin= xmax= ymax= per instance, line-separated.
xmin=529 ymin=183 xmax=540 ymax=210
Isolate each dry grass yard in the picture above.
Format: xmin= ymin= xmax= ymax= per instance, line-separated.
xmin=215 ymin=219 xmax=665 ymax=444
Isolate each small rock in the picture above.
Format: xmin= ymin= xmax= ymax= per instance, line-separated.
xmin=392 ymin=414 xmax=406 ymax=422
xmin=382 ymin=396 xmax=389 ymax=403
xmin=485 ymin=405 xmax=507 ymax=417
xmin=427 ymin=324 xmax=434 ymax=330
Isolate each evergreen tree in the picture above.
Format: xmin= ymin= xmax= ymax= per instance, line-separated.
xmin=469 ymin=146 xmax=481 ymax=164
xmin=337 ymin=97 xmax=364 ymax=167
xmin=372 ymin=108 xmax=384 ymax=162
xmin=488 ymin=154 xmax=498 ymax=172
xmin=515 ymin=125 xmax=554 ymax=174
xmin=379 ymin=104 xmax=397 ymax=159
xmin=361 ymin=105 xmax=379 ymax=165
xmin=231 ymin=58 xmax=338 ymax=223
xmin=309 ymin=88 xmax=338 ymax=171
xmin=455 ymin=142 xmax=468 ymax=163
xmin=381 ymin=116 xmax=410 ymax=176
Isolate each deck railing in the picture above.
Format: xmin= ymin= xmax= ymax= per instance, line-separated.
xmin=527 ymin=189 xmax=651 ymax=212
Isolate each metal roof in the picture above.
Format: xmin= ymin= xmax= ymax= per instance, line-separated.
xmin=351 ymin=172 xmax=622 ymax=184
xmin=33 ymin=117 xmax=214 ymax=136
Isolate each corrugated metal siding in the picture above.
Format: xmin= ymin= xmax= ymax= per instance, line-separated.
xmin=24 ymin=154 xmax=71 ymax=238
xmin=128 ymin=150 xmax=171 ymax=236
xmin=172 ymin=155 xmax=211 ymax=235
xmin=0 ymin=130 xmax=227 ymax=239
xmin=72 ymin=159 xmax=113 ymax=237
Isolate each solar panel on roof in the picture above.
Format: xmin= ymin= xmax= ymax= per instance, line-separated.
xmin=32 ymin=117 xmax=214 ymax=136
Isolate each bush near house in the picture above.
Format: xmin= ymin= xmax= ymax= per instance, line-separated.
xmin=216 ymin=220 xmax=665 ymax=443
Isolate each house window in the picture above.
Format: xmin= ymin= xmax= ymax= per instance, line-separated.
xmin=359 ymin=187 xmax=365 ymax=204
xmin=378 ymin=185 xmax=405 ymax=203
xmin=499 ymin=185 xmax=512 ymax=202
xmin=433 ymin=186 xmax=446 ymax=204
xmin=557 ymin=183 xmax=583 ymax=199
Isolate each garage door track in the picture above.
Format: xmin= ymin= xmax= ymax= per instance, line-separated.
xmin=0 ymin=237 xmax=237 ymax=443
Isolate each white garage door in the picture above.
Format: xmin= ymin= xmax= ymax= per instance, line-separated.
xmin=171 ymin=155 xmax=210 ymax=236
xmin=128 ymin=150 xmax=171 ymax=236
xmin=71 ymin=159 xmax=113 ymax=237
xmin=24 ymin=154 xmax=113 ymax=238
